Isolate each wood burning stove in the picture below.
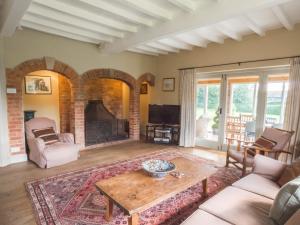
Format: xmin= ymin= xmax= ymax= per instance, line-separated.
xmin=85 ymin=100 xmax=129 ymax=146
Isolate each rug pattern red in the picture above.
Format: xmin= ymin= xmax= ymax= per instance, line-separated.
xmin=26 ymin=150 xmax=241 ymax=225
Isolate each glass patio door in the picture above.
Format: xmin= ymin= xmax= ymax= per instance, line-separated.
xmin=196 ymin=75 xmax=227 ymax=149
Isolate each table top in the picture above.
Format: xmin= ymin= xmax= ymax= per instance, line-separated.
xmin=95 ymin=157 xmax=217 ymax=215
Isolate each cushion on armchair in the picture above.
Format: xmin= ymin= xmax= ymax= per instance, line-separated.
xmin=269 ymin=176 xmax=300 ymax=225
xmin=252 ymin=155 xmax=286 ymax=181
xmin=32 ymin=127 xmax=59 ymax=145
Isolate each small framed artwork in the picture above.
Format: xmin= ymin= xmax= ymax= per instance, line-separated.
xmin=162 ymin=78 xmax=175 ymax=92
xmin=140 ymin=83 xmax=148 ymax=94
xmin=25 ymin=75 xmax=52 ymax=94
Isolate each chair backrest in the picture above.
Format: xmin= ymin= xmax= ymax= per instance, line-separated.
xmin=25 ymin=117 xmax=57 ymax=139
xmin=261 ymin=127 xmax=294 ymax=151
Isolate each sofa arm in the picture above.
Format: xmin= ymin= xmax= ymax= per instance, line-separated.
xmin=58 ymin=133 xmax=74 ymax=144
xmin=253 ymin=154 xmax=286 ymax=181
xmin=285 ymin=209 xmax=300 ymax=225
xmin=28 ymin=138 xmax=46 ymax=153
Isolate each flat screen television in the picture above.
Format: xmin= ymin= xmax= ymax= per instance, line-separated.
xmin=148 ymin=104 xmax=180 ymax=125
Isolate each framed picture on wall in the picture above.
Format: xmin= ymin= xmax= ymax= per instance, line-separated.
xmin=140 ymin=83 xmax=148 ymax=94
xmin=162 ymin=78 xmax=175 ymax=92
xmin=25 ymin=75 xmax=52 ymax=94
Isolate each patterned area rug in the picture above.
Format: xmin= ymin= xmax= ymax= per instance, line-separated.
xmin=26 ymin=150 xmax=241 ymax=225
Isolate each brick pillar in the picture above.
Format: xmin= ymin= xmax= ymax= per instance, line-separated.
xmin=129 ymin=85 xmax=140 ymax=140
xmin=58 ymin=75 xmax=71 ymax=133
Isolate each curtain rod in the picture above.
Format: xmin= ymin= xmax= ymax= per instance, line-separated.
xmin=178 ymin=55 xmax=300 ymax=70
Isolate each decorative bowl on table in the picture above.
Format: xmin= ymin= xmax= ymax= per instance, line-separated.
xmin=142 ymin=159 xmax=176 ymax=178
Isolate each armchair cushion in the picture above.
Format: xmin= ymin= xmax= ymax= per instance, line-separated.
xmin=269 ymin=176 xmax=300 ymax=225
xmin=228 ymin=149 xmax=254 ymax=166
xmin=32 ymin=127 xmax=59 ymax=145
xmin=253 ymin=155 xmax=286 ymax=181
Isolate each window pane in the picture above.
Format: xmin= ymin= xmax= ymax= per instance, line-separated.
xmin=231 ymin=83 xmax=256 ymax=116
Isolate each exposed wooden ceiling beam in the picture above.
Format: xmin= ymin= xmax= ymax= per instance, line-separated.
xmin=216 ymin=23 xmax=242 ymax=41
xmin=146 ymin=42 xmax=180 ymax=53
xmin=21 ymin=21 xmax=100 ymax=44
xmin=103 ymin=0 xmax=291 ymax=53
xmin=195 ymin=29 xmax=224 ymax=44
xmin=242 ymin=16 xmax=266 ymax=36
xmin=128 ymin=48 xmax=158 ymax=56
xmin=78 ymin=0 xmax=154 ymax=27
xmin=34 ymin=0 xmax=137 ymax=33
xmin=136 ymin=45 xmax=168 ymax=55
xmin=175 ymin=33 xmax=208 ymax=47
xmin=168 ymin=0 xmax=196 ymax=12
xmin=272 ymin=5 xmax=294 ymax=30
xmin=122 ymin=0 xmax=173 ymax=20
xmin=22 ymin=14 xmax=113 ymax=42
xmin=158 ymin=38 xmax=193 ymax=50
xmin=28 ymin=4 xmax=124 ymax=38
xmin=0 ymin=0 xmax=32 ymax=37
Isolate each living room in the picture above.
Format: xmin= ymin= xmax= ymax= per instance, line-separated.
xmin=0 ymin=0 xmax=300 ymax=225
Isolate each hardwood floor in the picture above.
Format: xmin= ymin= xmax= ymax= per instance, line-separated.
xmin=0 ymin=141 xmax=225 ymax=225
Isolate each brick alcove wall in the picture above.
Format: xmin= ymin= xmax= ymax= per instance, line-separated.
xmin=82 ymin=69 xmax=140 ymax=140
xmin=6 ymin=57 xmax=84 ymax=154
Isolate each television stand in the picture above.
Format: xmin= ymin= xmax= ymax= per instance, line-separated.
xmin=146 ymin=124 xmax=180 ymax=145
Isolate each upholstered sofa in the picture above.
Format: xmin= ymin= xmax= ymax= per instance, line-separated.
xmin=181 ymin=155 xmax=300 ymax=225
xmin=25 ymin=117 xmax=80 ymax=168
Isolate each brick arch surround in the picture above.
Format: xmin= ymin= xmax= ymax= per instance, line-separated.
xmin=6 ymin=57 xmax=85 ymax=154
xmin=137 ymin=73 xmax=155 ymax=87
xmin=81 ymin=69 xmax=140 ymax=140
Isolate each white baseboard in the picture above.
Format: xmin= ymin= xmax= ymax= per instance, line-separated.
xmin=10 ymin=154 xmax=28 ymax=164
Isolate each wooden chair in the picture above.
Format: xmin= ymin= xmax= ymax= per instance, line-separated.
xmin=226 ymin=127 xmax=294 ymax=176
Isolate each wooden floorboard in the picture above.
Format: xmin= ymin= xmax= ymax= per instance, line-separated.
xmin=0 ymin=141 xmax=225 ymax=225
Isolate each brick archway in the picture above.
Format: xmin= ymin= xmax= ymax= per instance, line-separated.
xmin=82 ymin=69 xmax=140 ymax=140
xmin=6 ymin=57 xmax=85 ymax=154
xmin=137 ymin=73 xmax=155 ymax=87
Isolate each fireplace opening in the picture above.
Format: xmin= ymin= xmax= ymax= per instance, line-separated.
xmin=83 ymin=78 xmax=130 ymax=146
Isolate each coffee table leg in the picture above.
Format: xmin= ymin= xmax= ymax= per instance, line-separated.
xmin=128 ymin=213 xmax=139 ymax=225
xmin=104 ymin=196 xmax=113 ymax=221
xmin=202 ymin=178 xmax=208 ymax=198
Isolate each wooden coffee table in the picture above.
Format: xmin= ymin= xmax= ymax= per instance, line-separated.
xmin=95 ymin=157 xmax=216 ymax=225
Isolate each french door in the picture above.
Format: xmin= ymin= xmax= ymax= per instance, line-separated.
xmin=195 ymin=67 xmax=289 ymax=150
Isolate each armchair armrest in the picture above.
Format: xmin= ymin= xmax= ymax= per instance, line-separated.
xmin=252 ymin=154 xmax=286 ymax=181
xmin=58 ymin=133 xmax=75 ymax=144
xmin=243 ymin=145 xmax=272 ymax=155
xmin=27 ymin=137 xmax=46 ymax=153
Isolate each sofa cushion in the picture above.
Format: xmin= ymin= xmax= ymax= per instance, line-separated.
xmin=253 ymin=155 xmax=286 ymax=181
xmin=277 ymin=159 xmax=300 ymax=187
xmin=285 ymin=209 xmax=300 ymax=225
xmin=233 ymin=174 xmax=280 ymax=200
xmin=269 ymin=177 xmax=300 ymax=225
xmin=199 ymin=186 xmax=274 ymax=225
xmin=181 ymin=209 xmax=231 ymax=225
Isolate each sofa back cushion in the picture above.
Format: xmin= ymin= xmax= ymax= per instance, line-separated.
xmin=253 ymin=155 xmax=286 ymax=181
xmin=32 ymin=127 xmax=59 ymax=145
xmin=269 ymin=176 xmax=300 ymax=225
xmin=277 ymin=159 xmax=300 ymax=187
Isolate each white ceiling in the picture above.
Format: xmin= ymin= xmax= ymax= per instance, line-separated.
xmin=1 ymin=0 xmax=300 ymax=56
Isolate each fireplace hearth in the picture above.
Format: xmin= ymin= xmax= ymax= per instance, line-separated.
xmin=85 ymin=100 xmax=129 ymax=146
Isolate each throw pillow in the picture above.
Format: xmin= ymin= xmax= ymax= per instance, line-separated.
xmin=253 ymin=154 xmax=286 ymax=181
xmin=32 ymin=127 xmax=59 ymax=145
xmin=269 ymin=176 xmax=300 ymax=225
xmin=277 ymin=159 xmax=300 ymax=186
xmin=254 ymin=136 xmax=277 ymax=149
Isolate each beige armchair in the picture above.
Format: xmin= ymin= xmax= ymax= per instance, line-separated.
xmin=25 ymin=117 xmax=80 ymax=168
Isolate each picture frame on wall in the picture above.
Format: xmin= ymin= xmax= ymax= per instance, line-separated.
xmin=162 ymin=78 xmax=175 ymax=92
xmin=24 ymin=75 xmax=52 ymax=95
xmin=140 ymin=83 xmax=148 ymax=94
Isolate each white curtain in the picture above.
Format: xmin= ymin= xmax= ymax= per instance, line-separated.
xmin=179 ymin=69 xmax=196 ymax=147
xmin=284 ymin=57 xmax=300 ymax=160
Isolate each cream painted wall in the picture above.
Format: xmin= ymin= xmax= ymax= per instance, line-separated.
xmin=153 ymin=25 xmax=300 ymax=105
xmin=140 ymin=83 xmax=152 ymax=135
xmin=3 ymin=28 xmax=157 ymax=78
xmin=23 ymin=70 xmax=61 ymax=131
